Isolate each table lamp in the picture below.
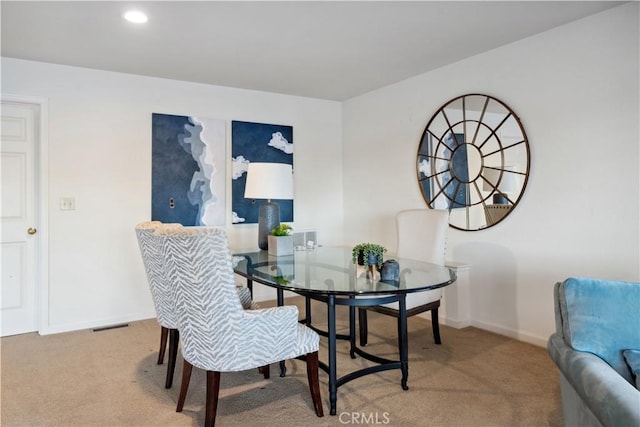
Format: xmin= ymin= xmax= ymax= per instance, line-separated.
xmin=483 ymin=166 xmax=518 ymax=204
xmin=244 ymin=162 xmax=294 ymax=250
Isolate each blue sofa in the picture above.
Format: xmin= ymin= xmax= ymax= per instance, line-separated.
xmin=548 ymin=277 xmax=640 ymax=427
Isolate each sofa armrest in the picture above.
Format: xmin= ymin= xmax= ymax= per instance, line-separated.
xmin=548 ymin=333 xmax=640 ymax=427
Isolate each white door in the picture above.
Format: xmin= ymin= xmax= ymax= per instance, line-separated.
xmin=1 ymin=101 xmax=39 ymax=336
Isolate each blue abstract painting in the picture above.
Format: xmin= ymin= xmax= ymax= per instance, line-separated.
xmin=152 ymin=113 xmax=226 ymax=226
xmin=231 ymin=121 xmax=293 ymax=224
xmin=418 ymin=132 xmax=466 ymax=209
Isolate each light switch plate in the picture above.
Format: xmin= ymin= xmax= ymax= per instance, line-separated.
xmin=60 ymin=197 xmax=76 ymax=211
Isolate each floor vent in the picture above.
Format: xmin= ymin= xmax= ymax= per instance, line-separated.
xmin=91 ymin=323 xmax=130 ymax=332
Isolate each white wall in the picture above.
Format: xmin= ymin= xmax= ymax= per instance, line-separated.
xmin=2 ymin=4 xmax=638 ymax=343
xmin=342 ymin=3 xmax=639 ymax=346
xmin=1 ymin=59 xmax=344 ymax=333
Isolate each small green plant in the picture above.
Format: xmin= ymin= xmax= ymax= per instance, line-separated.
xmin=270 ymin=223 xmax=293 ymax=236
xmin=273 ymin=275 xmax=292 ymax=285
xmin=352 ymin=243 xmax=387 ymax=270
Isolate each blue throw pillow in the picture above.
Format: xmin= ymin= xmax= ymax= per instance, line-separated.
xmin=622 ymin=349 xmax=640 ymax=389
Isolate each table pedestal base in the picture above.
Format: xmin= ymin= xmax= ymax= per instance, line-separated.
xmin=304 ymin=293 xmax=409 ymax=415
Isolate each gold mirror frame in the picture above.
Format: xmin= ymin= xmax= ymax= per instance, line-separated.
xmin=417 ymin=94 xmax=530 ymax=231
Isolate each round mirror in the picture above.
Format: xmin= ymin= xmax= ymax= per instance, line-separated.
xmin=417 ymin=94 xmax=530 ymax=231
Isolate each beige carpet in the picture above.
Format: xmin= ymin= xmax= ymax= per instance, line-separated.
xmin=1 ymin=297 xmax=562 ymax=426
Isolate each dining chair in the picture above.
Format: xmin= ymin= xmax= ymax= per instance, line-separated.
xmin=358 ymin=209 xmax=449 ymax=347
xmin=135 ymin=221 xmax=183 ymax=389
xmin=135 ymin=221 xmax=257 ymax=390
xmin=154 ymin=226 xmax=323 ymax=426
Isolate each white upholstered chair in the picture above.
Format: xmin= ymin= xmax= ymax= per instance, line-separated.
xmin=155 ymin=226 xmax=323 ymax=426
xmin=358 ymin=209 xmax=449 ymax=346
xmin=135 ymin=221 xmax=257 ymax=389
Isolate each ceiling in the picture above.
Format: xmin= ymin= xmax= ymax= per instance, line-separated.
xmin=1 ymin=1 xmax=624 ymax=101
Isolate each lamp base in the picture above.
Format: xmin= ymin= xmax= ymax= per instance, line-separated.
xmin=258 ymin=201 xmax=280 ymax=250
xmin=493 ymin=193 xmax=509 ymax=205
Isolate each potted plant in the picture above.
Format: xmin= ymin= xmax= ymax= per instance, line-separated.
xmin=268 ymin=224 xmax=294 ymax=256
xmin=351 ymin=243 xmax=387 ymax=270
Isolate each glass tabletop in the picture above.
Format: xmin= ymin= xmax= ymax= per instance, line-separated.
xmin=233 ymin=246 xmax=456 ymax=296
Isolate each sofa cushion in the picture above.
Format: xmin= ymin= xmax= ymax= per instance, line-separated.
xmin=623 ymin=349 xmax=640 ymax=389
xmin=558 ymin=277 xmax=640 ymax=384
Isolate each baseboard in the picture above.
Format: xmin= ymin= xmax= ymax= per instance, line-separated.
xmin=418 ymin=312 xmax=547 ymax=347
xmin=415 ymin=311 xmax=471 ymax=329
xmin=39 ymin=311 xmax=157 ymax=335
xmin=439 ymin=316 xmax=472 ymax=329
xmin=469 ymin=319 xmax=548 ymax=347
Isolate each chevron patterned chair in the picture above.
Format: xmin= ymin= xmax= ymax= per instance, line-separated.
xmin=135 ymin=221 xmax=257 ymax=390
xmin=154 ymin=226 xmax=323 ymax=426
xmin=358 ymin=209 xmax=449 ymax=347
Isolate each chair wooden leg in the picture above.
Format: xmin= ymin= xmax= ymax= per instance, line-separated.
xmin=157 ymin=326 xmax=169 ymax=364
xmin=176 ymin=360 xmax=193 ymax=412
xmin=358 ymin=308 xmax=369 ymax=346
xmin=258 ymin=364 xmax=270 ymax=379
xmin=305 ymin=351 xmax=324 ymax=417
xmin=165 ymin=328 xmax=179 ymax=388
xmin=431 ymin=308 xmax=441 ymax=345
xmin=205 ymin=371 xmax=221 ymax=427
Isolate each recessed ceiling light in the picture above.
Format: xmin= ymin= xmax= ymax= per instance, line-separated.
xmin=123 ymin=10 xmax=148 ymax=24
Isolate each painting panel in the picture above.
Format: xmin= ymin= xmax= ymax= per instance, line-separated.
xmin=417 ymin=131 xmax=431 ymax=202
xmin=432 ymin=132 xmax=467 ymax=210
xmin=152 ymin=113 xmax=226 ymax=226
xmin=231 ymin=121 xmax=293 ymax=224
xmin=447 ymin=132 xmax=468 ymax=209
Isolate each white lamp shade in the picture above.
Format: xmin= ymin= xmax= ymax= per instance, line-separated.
xmin=244 ymin=162 xmax=294 ymax=200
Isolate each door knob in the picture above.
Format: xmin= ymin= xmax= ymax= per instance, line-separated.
xmin=27 ymin=227 xmax=37 ymax=235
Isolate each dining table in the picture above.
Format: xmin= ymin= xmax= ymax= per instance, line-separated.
xmin=232 ymin=246 xmax=456 ymax=415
